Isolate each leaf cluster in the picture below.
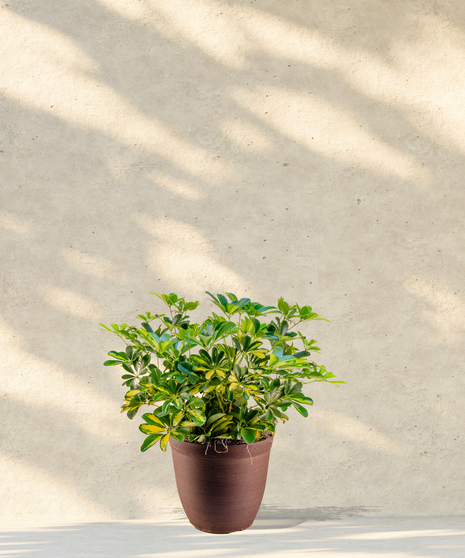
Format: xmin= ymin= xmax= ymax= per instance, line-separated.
xmin=101 ymin=292 xmax=343 ymax=452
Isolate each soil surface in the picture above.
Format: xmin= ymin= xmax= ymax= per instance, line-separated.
xmin=185 ymin=431 xmax=273 ymax=445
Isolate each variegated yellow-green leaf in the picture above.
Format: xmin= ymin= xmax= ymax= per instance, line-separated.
xmin=123 ymin=400 xmax=143 ymax=412
xmin=269 ymin=354 xmax=279 ymax=366
xmin=172 ymin=410 xmax=184 ymax=426
xmin=142 ymin=414 xmax=166 ymax=429
xmin=292 ymin=402 xmax=309 ymax=417
xmin=140 ymin=432 xmax=164 ymax=452
xmin=205 ymin=384 xmax=217 ymax=393
xmin=209 ymin=416 xmax=233 ymax=433
xmin=170 ymin=430 xmax=186 ymax=442
xmin=160 ymin=433 xmax=171 ymax=451
xmin=292 ymin=395 xmax=314 ymax=405
xmin=188 ymin=409 xmax=206 ymax=426
xmin=206 ymin=412 xmax=225 ymax=426
xmin=139 ymin=424 xmax=165 ymax=434
xmin=245 ymin=384 xmax=259 ymax=391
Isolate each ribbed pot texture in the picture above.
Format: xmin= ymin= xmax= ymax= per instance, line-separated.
xmin=170 ymin=436 xmax=273 ymax=534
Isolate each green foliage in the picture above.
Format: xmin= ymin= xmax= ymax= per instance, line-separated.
xmin=101 ymin=292 xmax=343 ymax=452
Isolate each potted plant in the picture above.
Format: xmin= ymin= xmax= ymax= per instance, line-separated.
xmin=101 ymin=292 xmax=342 ymax=533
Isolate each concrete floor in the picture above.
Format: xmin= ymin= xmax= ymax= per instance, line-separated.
xmin=1 ymin=516 xmax=464 ymax=558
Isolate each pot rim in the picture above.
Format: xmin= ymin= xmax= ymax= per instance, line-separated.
xmin=170 ymin=435 xmax=273 ymax=458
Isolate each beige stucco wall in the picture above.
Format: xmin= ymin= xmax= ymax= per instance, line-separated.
xmin=1 ymin=0 xmax=464 ymax=521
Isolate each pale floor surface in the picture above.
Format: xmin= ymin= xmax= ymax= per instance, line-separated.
xmin=1 ymin=516 xmax=464 ymax=558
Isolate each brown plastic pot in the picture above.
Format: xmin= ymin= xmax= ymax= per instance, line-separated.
xmin=170 ymin=436 xmax=273 ymax=534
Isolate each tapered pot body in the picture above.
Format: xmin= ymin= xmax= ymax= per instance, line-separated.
xmin=170 ymin=437 xmax=273 ymax=534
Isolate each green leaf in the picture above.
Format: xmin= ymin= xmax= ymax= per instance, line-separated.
xmin=150 ymin=366 xmax=161 ymax=384
xmin=141 ymin=321 xmax=154 ymax=333
xmin=292 ymin=402 xmax=309 ymax=417
xmin=205 ymin=291 xmax=219 ymax=303
xmin=177 ymin=362 xmax=194 ymax=375
xmin=107 ymin=353 xmax=127 ymax=363
xmin=232 ymin=337 xmax=242 ymax=351
xmin=240 ymin=427 xmax=256 ymax=444
xmin=216 ymin=321 xmax=236 ymax=337
xmin=293 ymin=350 xmax=310 ymax=359
xmin=257 ymin=305 xmax=278 ymax=314
xmin=103 ymin=360 xmax=123 ymax=366
xmin=127 ymin=408 xmax=138 ymax=420
xmin=141 ymin=433 xmax=164 ymax=452
xmin=277 ymin=297 xmax=289 ymax=315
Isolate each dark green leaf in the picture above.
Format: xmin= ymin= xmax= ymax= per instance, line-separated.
xmin=177 ymin=362 xmax=194 ymax=375
xmin=292 ymin=402 xmax=309 ymax=417
xmin=108 ymin=351 xmax=127 ymax=361
xmin=293 ymin=350 xmax=310 ymax=359
xmin=127 ymin=408 xmax=138 ymax=420
xmin=240 ymin=427 xmax=256 ymax=444
xmin=205 ymin=291 xmax=219 ymax=303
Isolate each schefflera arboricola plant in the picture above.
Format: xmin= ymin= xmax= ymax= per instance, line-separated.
xmin=101 ymin=292 xmax=343 ymax=452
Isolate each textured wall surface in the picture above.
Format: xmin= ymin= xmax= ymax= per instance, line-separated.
xmin=1 ymin=0 xmax=465 ymax=521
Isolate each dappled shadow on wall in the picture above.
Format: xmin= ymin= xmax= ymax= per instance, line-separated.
xmin=1 ymin=0 xmax=465 ymax=521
